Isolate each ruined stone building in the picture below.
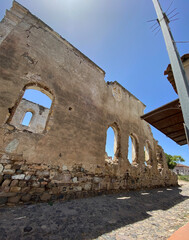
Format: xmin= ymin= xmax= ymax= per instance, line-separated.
xmin=0 ymin=1 xmax=177 ymax=205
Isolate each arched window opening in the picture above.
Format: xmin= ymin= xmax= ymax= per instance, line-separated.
xmin=156 ymin=145 xmax=164 ymax=171
xmin=22 ymin=111 xmax=33 ymax=126
xmin=128 ymin=134 xmax=138 ymax=165
xmin=128 ymin=136 xmax=133 ymax=163
xmin=23 ymin=89 xmax=52 ymax=109
xmin=105 ymin=123 xmax=120 ymax=162
xmin=105 ymin=127 xmax=115 ymax=161
xmin=144 ymin=146 xmax=149 ymax=166
xmin=144 ymin=141 xmax=152 ymax=166
xmin=9 ymin=84 xmax=53 ymax=133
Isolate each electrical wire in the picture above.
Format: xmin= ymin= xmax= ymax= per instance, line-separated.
xmin=152 ymin=25 xmax=160 ymax=32
xmin=154 ymin=28 xmax=161 ymax=36
xmin=165 ymin=0 xmax=174 ymax=13
xmin=174 ymin=41 xmax=189 ymax=44
xmin=169 ymin=18 xmax=179 ymax=22
xmin=147 ymin=19 xmax=157 ymax=23
xmin=169 ymin=12 xmax=179 ymax=20
xmin=150 ymin=21 xmax=158 ymax=29
xmin=167 ymin=8 xmax=177 ymax=17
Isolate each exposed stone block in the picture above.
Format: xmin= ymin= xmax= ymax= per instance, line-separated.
xmin=36 ymin=170 xmax=49 ymax=178
xmin=72 ymin=177 xmax=78 ymax=183
xmin=84 ymin=183 xmax=92 ymax=191
xmin=30 ymin=187 xmax=45 ymax=194
xmin=31 ymin=181 xmax=40 ymax=188
xmin=0 ymin=164 xmax=3 ymax=173
xmin=25 ymin=175 xmax=31 ymax=181
xmin=18 ymin=181 xmax=27 ymax=187
xmin=0 ymin=159 xmax=12 ymax=164
xmin=40 ymin=192 xmax=51 ymax=201
xmin=0 ymin=192 xmax=17 ymax=197
xmin=52 ymin=173 xmax=71 ymax=183
xmin=10 ymin=179 xmax=19 ymax=187
xmin=4 ymin=164 xmax=12 ymax=169
xmin=3 ymin=169 xmax=15 ymax=175
xmin=1 ymin=154 xmax=10 ymax=161
xmin=2 ymin=179 xmax=11 ymax=187
xmin=10 ymin=186 xmax=21 ymax=192
xmin=74 ymin=186 xmax=82 ymax=191
xmin=3 ymin=186 xmax=10 ymax=193
xmin=93 ymin=177 xmax=102 ymax=183
xmin=12 ymin=174 xmax=25 ymax=180
xmin=21 ymin=194 xmax=31 ymax=202
xmin=8 ymin=195 xmax=21 ymax=203
xmin=20 ymin=165 xmax=28 ymax=171
xmin=21 ymin=187 xmax=31 ymax=193
xmin=62 ymin=165 xmax=68 ymax=171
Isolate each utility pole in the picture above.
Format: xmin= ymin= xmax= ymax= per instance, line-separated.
xmin=152 ymin=0 xmax=189 ymax=148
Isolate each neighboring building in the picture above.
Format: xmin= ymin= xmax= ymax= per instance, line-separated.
xmin=173 ymin=164 xmax=189 ymax=176
xmin=164 ymin=54 xmax=189 ymax=95
xmin=142 ymin=54 xmax=189 ymax=146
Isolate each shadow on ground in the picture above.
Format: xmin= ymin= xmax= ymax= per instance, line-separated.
xmin=0 ymin=185 xmax=188 ymax=240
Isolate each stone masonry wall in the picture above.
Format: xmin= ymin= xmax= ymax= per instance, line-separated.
xmin=0 ymin=151 xmax=177 ymax=206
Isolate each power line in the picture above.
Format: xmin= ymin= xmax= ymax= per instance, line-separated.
xmin=169 ymin=12 xmax=179 ymax=20
xmin=167 ymin=8 xmax=177 ymax=17
xmin=169 ymin=18 xmax=179 ymax=23
xmin=174 ymin=41 xmax=189 ymax=44
xmin=150 ymin=21 xmax=158 ymax=29
xmin=152 ymin=25 xmax=160 ymax=32
xmin=165 ymin=0 xmax=174 ymax=13
xmin=147 ymin=19 xmax=157 ymax=22
xmin=154 ymin=28 xmax=161 ymax=36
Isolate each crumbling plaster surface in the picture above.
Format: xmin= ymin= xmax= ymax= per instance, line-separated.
xmin=0 ymin=2 xmax=177 ymax=206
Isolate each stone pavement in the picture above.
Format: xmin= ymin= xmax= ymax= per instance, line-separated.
xmin=0 ymin=181 xmax=189 ymax=240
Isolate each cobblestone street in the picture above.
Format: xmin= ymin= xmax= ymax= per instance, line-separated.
xmin=0 ymin=181 xmax=189 ymax=240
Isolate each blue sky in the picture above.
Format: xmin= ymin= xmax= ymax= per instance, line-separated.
xmin=0 ymin=0 xmax=188 ymax=164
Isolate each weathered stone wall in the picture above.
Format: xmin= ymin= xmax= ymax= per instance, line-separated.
xmin=0 ymin=151 xmax=176 ymax=206
xmin=10 ymin=99 xmax=50 ymax=133
xmin=0 ymin=2 xmax=177 ymax=206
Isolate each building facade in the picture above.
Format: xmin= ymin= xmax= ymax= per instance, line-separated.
xmin=0 ymin=2 xmax=177 ymax=206
xmin=173 ymin=164 xmax=189 ymax=176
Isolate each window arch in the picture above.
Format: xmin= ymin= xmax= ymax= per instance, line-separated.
xmin=128 ymin=133 xmax=138 ymax=165
xmin=105 ymin=123 xmax=120 ymax=162
xmin=8 ymin=83 xmax=53 ymax=133
xmin=144 ymin=141 xmax=152 ymax=166
xmin=156 ymin=145 xmax=164 ymax=171
xmin=21 ymin=111 xmax=33 ymax=126
xmin=105 ymin=127 xmax=114 ymax=161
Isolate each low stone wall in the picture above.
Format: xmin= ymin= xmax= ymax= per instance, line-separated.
xmin=0 ymin=152 xmax=177 ymax=207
